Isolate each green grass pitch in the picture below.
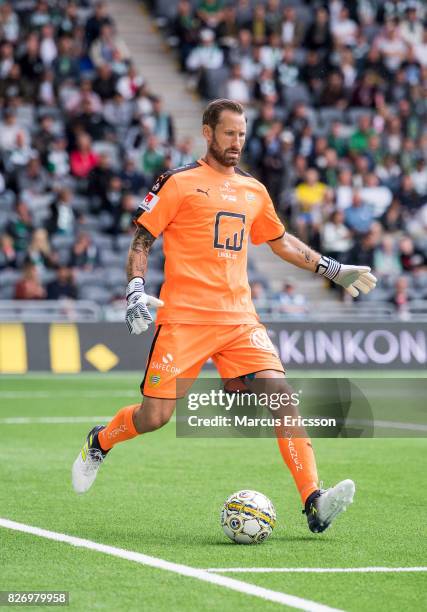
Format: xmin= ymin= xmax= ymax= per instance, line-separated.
xmin=0 ymin=374 xmax=426 ymax=611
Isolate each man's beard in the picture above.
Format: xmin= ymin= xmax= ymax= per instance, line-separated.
xmin=209 ymin=134 xmax=241 ymax=167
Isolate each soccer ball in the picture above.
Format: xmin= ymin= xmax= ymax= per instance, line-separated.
xmin=220 ymin=490 xmax=276 ymax=544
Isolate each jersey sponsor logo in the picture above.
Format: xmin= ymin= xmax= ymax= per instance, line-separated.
xmin=196 ymin=187 xmax=210 ymax=197
xmin=218 ymin=251 xmax=237 ymax=260
xmin=151 ymin=172 xmax=168 ymax=193
xmin=151 ymin=360 xmax=181 ymax=374
xmin=221 ymin=194 xmax=237 ymax=202
xmin=151 ymin=179 xmax=162 ymax=192
xmin=249 ymin=328 xmax=277 ymax=354
xmin=162 ymin=353 xmax=174 ymax=364
xmin=141 ymin=191 xmax=159 ymax=212
xmin=246 ymin=192 xmax=256 ymax=202
xmin=214 ymin=211 xmax=245 ymax=252
xmin=148 ymin=374 xmax=162 ymax=387
xmin=220 ymin=181 xmax=236 ymax=193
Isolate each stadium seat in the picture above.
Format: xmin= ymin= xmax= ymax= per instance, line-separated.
xmin=154 ymin=0 xmax=179 ymax=20
xmin=52 ymin=235 xmax=76 ymax=251
xmin=248 ymin=271 xmax=271 ymax=289
xmin=16 ymin=105 xmax=35 ymax=131
xmin=346 ymin=107 xmax=374 ymax=126
xmin=115 ymin=234 xmax=133 ymax=253
xmin=283 ymin=83 xmax=313 ymax=109
xmin=0 ymin=191 xmax=16 ymax=212
xmin=75 ymin=270 xmax=107 ymax=288
xmin=0 ymin=211 xmax=9 ymax=232
xmin=414 ymin=238 xmax=427 ymax=256
xmin=295 ymin=5 xmax=312 ymax=28
xmin=414 ymin=273 xmax=427 ymax=290
xmin=90 ymin=232 xmax=114 ymax=251
xmin=79 ymin=285 xmax=113 ymax=303
xmin=293 ymin=48 xmax=307 ymax=67
xmin=377 ymin=275 xmax=398 ymax=290
xmin=78 ymin=215 xmax=102 ymax=233
xmin=56 ymin=248 xmax=72 ymax=267
xmin=40 ymin=270 xmax=57 ymax=284
xmin=0 ymin=285 xmax=14 ymax=299
xmin=319 ymin=108 xmax=345 ymax=127
xmin=100 ymin=250 xmax=127 ymax=267
xmin=105 ymin=268 xmax=127 ymax=290
xmin=359 ymin=288 xmax=394 ymax=302
xmin=0 ymin=269 xmax=21 ymax=288
xmin=98 ymin=211 xmax=114 ymax=232
xmin=72 ymin=196 xmax=91 ymax=214
xmin=37 ymin=106 xmax=63 ymax=121
xmin=25 ymin=194 xmax=55 ymax=227
xmin=150 ymin=237 xmax=164 ymax=254
xmin=145 ymin=270 xmax=164 ymax=285
xmin=200 ymin=67 xmax=230 ymax=100
xmin=92 ymin=142 xmax=121 ymax=170
xmin=147 ymin=251 xmax=165 ymax=271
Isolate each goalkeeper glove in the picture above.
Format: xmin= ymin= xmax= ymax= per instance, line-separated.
xmin=316 ymin=255 xmax=377 ymax=298
xmin=125 ymin=277 xmax=164 ymax=335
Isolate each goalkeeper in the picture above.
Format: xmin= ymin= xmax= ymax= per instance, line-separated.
xmin=72 ymin=99 xmax=376 ymax=534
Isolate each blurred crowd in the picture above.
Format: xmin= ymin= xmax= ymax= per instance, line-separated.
xmin=1 ymin=0 xmax=427 ymax=319
xmin=153 ymin=0 xmax=427 ymax=315
xmin=0 ymin=0 xmax=197 ymax=305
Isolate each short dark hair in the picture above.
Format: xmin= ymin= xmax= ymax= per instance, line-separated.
xmin=202 ymin=98 xmax=244 ymax=130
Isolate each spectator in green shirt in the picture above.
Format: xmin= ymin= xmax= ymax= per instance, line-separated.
xmin=141 ymin=134 xmax=164 ymax=182
xmin=328 ymin=121 xmax=347 ymax=158
xmin=197 ymin=0 xmax=224 ymax=30
xmin=349 ymin=115 xmax=375 ymax=154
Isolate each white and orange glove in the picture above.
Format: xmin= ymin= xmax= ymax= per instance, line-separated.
xmin=125 ymin=277 xmax=164 ymax=334
xmin=316 ymin=256 xmax=377 ymax=297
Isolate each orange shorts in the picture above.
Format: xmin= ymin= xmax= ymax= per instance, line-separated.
xmin=141 ymin=323 xmax=284 ymax=398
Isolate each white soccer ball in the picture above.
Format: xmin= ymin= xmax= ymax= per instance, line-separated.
xmin=220 ymin=490 xmax=276 ymax=544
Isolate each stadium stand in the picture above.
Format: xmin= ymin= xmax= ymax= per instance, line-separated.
xmin=0 ymin=0 xmax=193 ymax=315
xmin=0 ymin=0 xmax=426 ymax=322
xmin=151 ymin=0 xmax=427 ymax=317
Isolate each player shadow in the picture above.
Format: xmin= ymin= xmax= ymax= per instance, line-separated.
xmin=207 ymin=536 xmax=333 ymax=547
xmin=203 ymin=533 xmax=334 ymax=547
xmin=272 ymin=534 xmax=335 ymax=544
xmin=82 ymin=528 xmax=333 ymax=547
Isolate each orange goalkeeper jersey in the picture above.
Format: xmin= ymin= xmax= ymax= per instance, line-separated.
xmin=134 ymin=159 xmax=285 ymax=324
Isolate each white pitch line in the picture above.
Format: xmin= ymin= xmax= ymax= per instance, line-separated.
xmin=0 ymin=414 xmax=425 ymax=433
xmin=0 ymin=391 xmax=137 ymax=399
xmin=205 ymin=567 xmax=427 ymax=574
xmin=345 ymin=418 xmax=427 ymax=433
xmin=0 ymin=519 xmax=342 ymax=612
xmin=0 ymin=416 xmax=113 ymax=425
xmin=0 ymin=415 xmax=178 ymax=425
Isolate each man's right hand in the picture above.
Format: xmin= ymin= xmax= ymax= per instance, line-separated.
xmin=125 ymin=277 xmax=164 ymax=335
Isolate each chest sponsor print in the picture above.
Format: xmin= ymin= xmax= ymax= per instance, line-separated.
xmin=214 ymin=211 xmax=246 ymax=253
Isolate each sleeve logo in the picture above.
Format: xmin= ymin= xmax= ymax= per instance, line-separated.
xmin=141 ymin=191 xmax=160 ymax=212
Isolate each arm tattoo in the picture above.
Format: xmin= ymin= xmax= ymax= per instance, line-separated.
xmin=126 ymin=226 xmax=156 ymax=281
xmin=297 ymin=246 xmax=315 ymax=266
xmin=304 ymin=249 xmax=312 ymax=265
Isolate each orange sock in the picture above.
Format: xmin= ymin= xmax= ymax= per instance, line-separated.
xmin=98 ymin=404 xmax=139 ymax=451
xmin=276 ymin=434 xmax=319 ymax=504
